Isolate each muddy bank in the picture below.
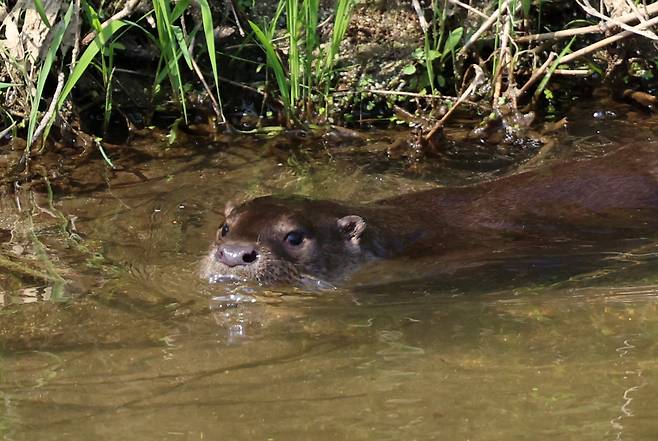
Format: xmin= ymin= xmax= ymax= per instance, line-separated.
xmin=1 ymin=0 xmax=658 ymax=154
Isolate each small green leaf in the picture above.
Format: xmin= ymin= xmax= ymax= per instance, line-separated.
xmin=412 ymin=47 xmax=424 ymax=60
xmin=402 ymin=64 xmax=417 ymax=75
xmin=543 ymin=89 xmax=554 ymax=100
xmin=426 ymin=49 xmax=441 ymax=61
xmin=442 ymin=27 xmax=463 ymax=58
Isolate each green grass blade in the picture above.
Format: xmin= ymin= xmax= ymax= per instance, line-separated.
xmin=197 ymin=0 xmax=222 ymax=112
xmin=534 ymin=36 xmax=575 ymax=100
xmin=103 ymin=66 xmax=116 ymax=135
xmin=304 ymin=0 xmax=319 ymax=53
xmin=173 ymin=25 xmax=194 ymax=70
xmin=33 ymin=0 xmax=51 ymax=28
xmin=424 ymin=33 xmax=435 ymax=94
xmin=40 ymin=19 xmax=128 ymax=143
xmin=303 ymin=0 xmax=319 ymax=107
xmin=320 ymin=0 xmax=354 ymax=86
xmin=27 ymin=2 xmax=74 ymax=148
xmin=441 ymin=27 xmax=463 ymax=60
xmin=56 ymin=20 xmax=127 ymax=111
xmin=153 ymin=0 xmax=188 ymax=123
xmin=249 ymin=20 xmax=291 ymax=115
xmin=522 ymin=0 xmax=532 ymax=16
xmin=171 ymin=0 xmax=192 ymax=22
xmin=287 ymin=0 xmax=300 ymax=107
xmin=267 ymin=1 xmax=286 ymax=38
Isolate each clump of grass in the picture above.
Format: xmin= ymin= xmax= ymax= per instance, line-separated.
xmin=0 ymin=0 xmax=225 ymax=158
xmin=249 ymin=0 xmax=356 ymax=125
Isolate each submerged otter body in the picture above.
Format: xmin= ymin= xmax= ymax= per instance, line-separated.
xmin=201 ymin=143 xmax=658 ymax=287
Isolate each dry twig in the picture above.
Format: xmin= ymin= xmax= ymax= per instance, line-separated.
xmin=553 ymin=69 xmax=591 ymax=76
xmin=411 ymin=0 xmax=429 ymax=32
xmin=30 ymin=72 xmax=65 ymax=149
xmin=560 ymin=13 xmax=658 ymax=65
xmin=366 ymin=89 xmax=457 ymax=102
xmin=81 ymin=0 xmax=141 ymax=46
xmin=190 ymin=56 xmax=223 ymax=120
xmin=492 ymin=6 xmax=513 ymax=106
xmin=424 ymin=65 xmax=485 ymax=141
xmin=70 ymin=0 xmax=81 ymax=75
xmin=576 ymin=0 xmax=658 ymax=40
xmin=459 ymin=0 xmax=509 ymax=57
xmin=448 ymin=0 xmax=488 ymax=19
xmin=517 ymin=52 xmax=557 ymax=97
xmin=516 ymin=1 xmax=658 ymax=43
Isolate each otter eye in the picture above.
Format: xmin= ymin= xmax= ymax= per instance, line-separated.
xmin=284 ymin=231 xmax=304 ymax=246
xmin=220 ymin=223 xmax=229 ymax=237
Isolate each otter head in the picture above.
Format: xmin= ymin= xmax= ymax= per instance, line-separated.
xmin=200 ymin=196 xmax=371 ymax=287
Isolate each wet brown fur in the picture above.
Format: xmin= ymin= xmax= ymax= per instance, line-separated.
xmin=201 ymin=143 xmax=658 ymax=287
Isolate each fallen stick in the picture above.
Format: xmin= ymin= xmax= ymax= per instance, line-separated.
xmin=492 ymin=8 xmax=512 ymax=105
xmin=553 ymin=68 xmax=591 ymax=76
xmin=364 ymin=89 xmax=473 ymax=104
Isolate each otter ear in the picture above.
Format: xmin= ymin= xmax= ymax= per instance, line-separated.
xmin=224 ymin=200 xmax=236 ymax=218
xmin=337 ymin=215 xmax=366 ymax=243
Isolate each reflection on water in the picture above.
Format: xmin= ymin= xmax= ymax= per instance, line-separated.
xmin=2 ymin=101 xmax=658 ymax=440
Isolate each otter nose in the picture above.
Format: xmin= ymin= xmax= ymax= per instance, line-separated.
xmin=216 ymin=243 xmax=259 ymax=267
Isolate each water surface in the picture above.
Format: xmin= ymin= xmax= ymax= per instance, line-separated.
xmin=2 ymin=100 xmax=658 ymax=440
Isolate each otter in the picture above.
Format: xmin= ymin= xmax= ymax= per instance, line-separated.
xmin=201 ymin=143 xmax=658 ymax=288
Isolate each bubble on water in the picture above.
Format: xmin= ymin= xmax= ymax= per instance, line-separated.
xmin=209 ymin=289 xmax=266 ymax=343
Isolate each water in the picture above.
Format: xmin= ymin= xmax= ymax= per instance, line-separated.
xmin=2 ymin=99 xmax=658 ymax=440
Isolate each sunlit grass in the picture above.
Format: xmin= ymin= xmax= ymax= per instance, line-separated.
xmin=12 ymin=0 xmax=226 ymax=151
xmin=249 ymin=0 xmax=356 ymax=124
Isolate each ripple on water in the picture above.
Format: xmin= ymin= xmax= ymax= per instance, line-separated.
xmin=4 ymin=109 xmax=658 ymax=440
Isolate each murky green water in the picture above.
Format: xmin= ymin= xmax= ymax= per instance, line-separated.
xmin=2 ymin=100 xmax=658 ymax=440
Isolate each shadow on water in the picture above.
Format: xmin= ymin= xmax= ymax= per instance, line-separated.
xmin=2 ymin=99 xmax=658 ymax=440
